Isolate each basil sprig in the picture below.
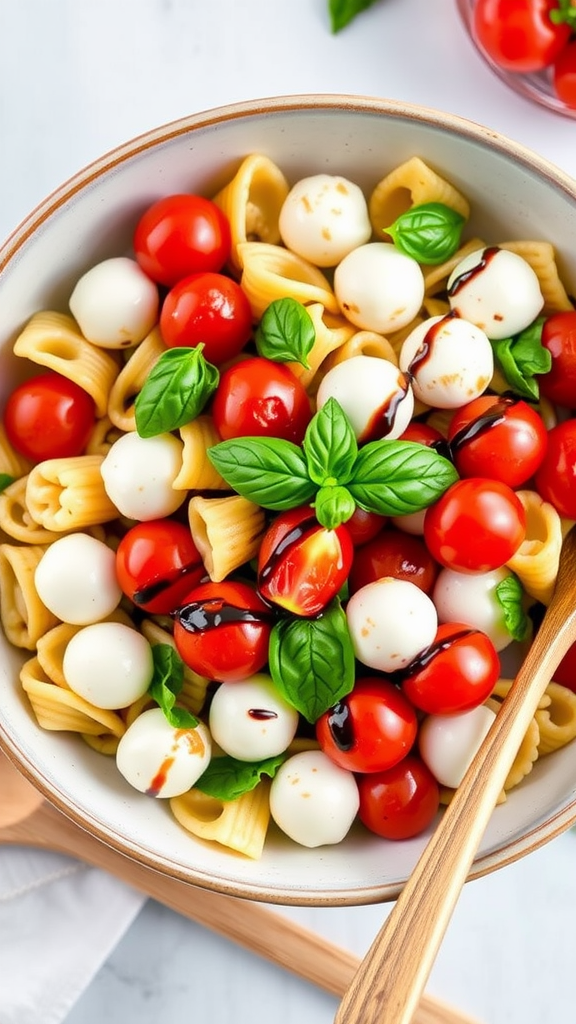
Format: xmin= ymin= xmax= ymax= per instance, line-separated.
xmin=495 ymin=573 xmax=530 ymax=643
xmin=135 ymin=345 xmax=219 ymax=438
xmin=255 ymin=297 xmax=315 ymax=368
xmin=148 ymin=644 xmax=199 ymax=729
xmin=0 ymin=473 xmax=15 ymax=493
xmin=490 ymin=318 xmax=551 ymax=402
xmin=385 ymin=202 xmax=466 ymax=266
xmin=196 ymin=753 xmax=286 ymax=801
xmin=329 ymin=0 xmax=380 ymax=32
xmin=269 ymin=598 xmax=355 ymax=723
xmin=207 ymin=397 xmax=458 ymax=528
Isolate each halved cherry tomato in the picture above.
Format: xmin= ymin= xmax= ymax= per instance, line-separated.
xmin=357 ymin=755 xmax=440 ymax=840
xmin=553 ymin=40 xmax=576 ymax=109
xmin=348 ymin=527 xmax=439 ymax=595
xmin=536 ymin=311 xmax=576 ymax=408
xmin=534 ymin=418 xmax=576 ymax=518
xmin=212 ymin=356 xmax=312 ymax=444
xmin=3 ymin=371 xmax=96 ymax=462
xmin=160 ymin=272 xmax=253 ymax=365
xmin=133 ymin=194 xmax=231 ymax=287
xmin=472 ymin=0 xmax=572 ymax=73
xmin=400 ymin=622 xmax=501 ymax=715
xmin=316 ymin=677 xmax=418 ymax=774
xmin=447 ymin=394 xmax=548 ymax=487
xmin=115 ymin=519 xmax=205 ymax=615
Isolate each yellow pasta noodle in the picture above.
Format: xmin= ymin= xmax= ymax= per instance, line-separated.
xmin=369 ymin=156 xmax=470 ymax=238
xmin=423 ymin=237 xmax=486 ymax=297
xmin=188 ymin=493 xmax=266 ymax=582
xmin=287 ymin=303 xmax=356 ymax=390
xmin=36 ymin=608 xmax=135 ymax=689
xmin=499 ymin=240 xmax=574 ymax=313
xmin=535 ymin=682 xmax=576 ymax=756
xmin=85 ymin=416 xmax=124 ymax=457
xmin=0 ymin=421 xmax=32 ymax=479
xmin=0 ymin=475 xmax=64 ymax=544
xmin=212 ymin=153 xmax=290 ymax=276
xmin=506 ymin=489 xmax=564 ymax=605
xmin=237 ymin=241 xmax=340 ymax=321
xmin=21 ymin=656 xmax=126 ymax=739
xmin=173 ymin=415 xmax=230 ymax=491
xmin=170 ymin=779 xmax=271 ymax=860
xmin=107 ymin=327 xmax=165 ymax=432
xmin=26 ymin=455 xmax=118 ymax=531
xmin=0 ymin=543 xmax=59 ymax=649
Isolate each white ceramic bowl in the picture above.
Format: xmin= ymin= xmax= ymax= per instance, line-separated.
xmin=1 ymin=95 xmax=576 ymax=906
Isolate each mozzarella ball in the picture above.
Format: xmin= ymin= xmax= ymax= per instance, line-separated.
xmin=432 ymin=566 xmax=516 ymax=652
xmin=346 ymin=577 xmax=438 ymax=672
xmin=101 ymin=431 xmax=185 ymax=520
xmin=209 ymin=673 xmax=299 ymax=761
xmin=315 ymin=356 xmax=414 ymax=442
xmin=418 ymin=705 xmax=497 ymax=789
xmin=34 ymin=532 xmax=121 ymax=625
xmin=278 ymin=174 xmax=372 ymax=267
xmin=391 ymin=510 xmax=426 ymax=536
xmin=62 ymin=622 xmax=154 ymax=709
xmin=269 ymin=749 xmax=359 ymax=848
xmin=399 ymin=314 xmax=493 ymax=409
xmin=69 ymin=257 xmax=159 ymax=349
xmin=334 ymin=242 xmax=425 ymax=333
xmin=116 ymin=707 xmax=211 ymax=798
xmin=447 ymin=247 xmax=544 ymax=340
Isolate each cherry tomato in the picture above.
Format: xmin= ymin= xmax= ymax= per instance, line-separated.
xmin=534 ymin=418 xmax=576 ymax=518
xmin=536 ymin=311 xmax=576 ymax=408
xmin=212 ymin=356 xmax=312 ymax=444
xmin=316 ymin=677 xmax=418 ymax=774
xmin=423 ymin=478 xmax=526 ymax=573
xmin=344 ymin=507 xmax=388 ymax=546
xmin=357 ymin=755 xmax=440 ymax=840
xmin=257 ymin=505 xmax=354 ymax=617
xmin=115 ymin=519 xmax=205 ymax=615
xmin=348 ymin=527 xmax=439 ymax=595
xmin=173 ymin=580 xmax=273 ymax=682
xmin=400 ymin=622 xmax=501 ymax=715
xmin=160 ymin=272 xmax=253 ymax=366
xmin=133 ymin=194 xmax=231 ymax=288
xmin=3 ymin=371 xmax=96 ymax=462
xmin=553 ymin=40 xmax=576 ymax=109
xmin=399 ymin=421 xmax=445 ymax=447
xmin=447 ymin=394 xmax=548 ymax=487
xmin=472 ymin=0 xmax=572 ymax=73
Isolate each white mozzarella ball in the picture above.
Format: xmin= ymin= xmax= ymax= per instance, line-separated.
xmin=116 ymin=707 xmax=211 ymax=798
xmin=209 ymin=673 xmax=299 ymax=762
xmin=34 ymin=532 xmax=121 ymax=625
xmin=432 ymin=566 xmax=516 ymax=652
xmin=391 ymin=510 xmax=426 ymax=536
xmin=315 ymin=355 xmax=414 ymax=442
xmin=101 ymin=431 xmax=185 ymax=521
xmin=69 ymin=257 xmax=159 ymax=349
xmin=399 ymin=314 xmax=493 ymax=409
xmin=418 ymin=705 xmax=497 ymax=789
xmin=278 ymin=174 xmax=372 ymax=267
xmin=63 ymin=622 xmax=154 ymax=709
xmin=346 ymin=577 xmax=438 ymax=672
xmin=269 ymin=749 xmax=359 ymax=848
xmin=447 ymin=247 xmax=544 ymax=340
xmin=334 ymin=242 xmax=425 ymax=333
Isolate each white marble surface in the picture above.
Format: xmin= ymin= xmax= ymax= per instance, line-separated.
xmin=1 ymin=1 xmax=576 ymax=1022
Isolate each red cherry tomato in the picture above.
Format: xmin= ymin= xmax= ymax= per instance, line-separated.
xmin=553 ymin=40 xmax=576 ymax=109
xmin=423 ymin=477 xmax=526 ymax=573
xmin=160 ymin=272 xmax=253 ymax=366
xmin=400 ymin=622 xmax=501 ymax=715
xmin=316 ymin=677 xmax=418 ymax=774
xmin=357 ymin=755 xmax=440 ymax=840
xmin=115 ymin=519 xmax=205 ymax=615
xmin=344 ymin=507 xmax=388 ymax=546
xmin=348 ymin=527 xmax=439 ymax=596
xmin=212 ymin=356 xmax=312 ymax=444
xmin=399 ymin=422 xmax=445 ymax=447
xmin=472 ymin=0 xmax=572 ymax=73
xmin=534 ymin=418 xmax=576 ymax=518
xmin=173 ymin=580 xmax=273 ymax=682
xmin=133 ymin=194 xmax=231 ymax=288
xmin=257 ymin=505 xmax=354 ymax=617
xmin=536 ymin=311 xmax=576 ymax=408
xmin=3 ymin=371 xmax=95 ymax=462
xmin=447 ymin=395 xmax=548 ymax=488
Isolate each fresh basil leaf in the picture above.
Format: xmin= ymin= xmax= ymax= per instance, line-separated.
xmin=255 ymin=298 xmax=315 ymax=368
xmin=207 ymin=437 xmax=317 ymax=510
xmin=195 ymin=753 xmax=286 ymax=801
xmin=314 ymin=484 xmax=356 ymax=529
xmin=329 ymin=0 xmax=381 ymax=32
xmin=268 ymin=599 xmax=355 ymax=723
xmin=348 ymin=439 xmax=458 ymax=516
xmin=385 ymin=202 xmax=465 ymax=266
xmin=303 ymin=397 xmax=358 ymax=486
xmin=0 ymin=473 xmax=15 ymax=493
xmin=495 ymin=573 xmax=530 ymax=643
xmin=135 ymin=346 xmax=219 ymax=438
xmin=491 ymin=318 xmax=551 ymax=402
xmin=148 ymin=643 xmax=198 ymax=729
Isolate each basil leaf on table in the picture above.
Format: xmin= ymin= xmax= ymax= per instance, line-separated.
xmin=303 ymin=397 xmax=358 ymax=486
xmin=255 ymin=297 xmax=316 ymax=368
xmin=491 ymin=318 xmax=551 ymax=402
xmin=495 ymin=573 xmax=530 ymax=643
xmin=348 ymin=440 xmax=459 ymax=516
xmin=148 ymin=644 xmax=198 ymax=729
xmin=195 ymin=753 xmax=286 ymax=801
xmin=135 ymin=345 xmax=219 ymax=438
xmin=268 ymin=599 xmax=355 ymax=723
xmin=385 ymin=202 xmax=466 ymax=266
xmin=328 ymin=0 xmax=381 ymax=33
xmin=207 ymin=436 xmax=317 ymax=510
xmin=0 ymin=473 xmax=15 ymax=493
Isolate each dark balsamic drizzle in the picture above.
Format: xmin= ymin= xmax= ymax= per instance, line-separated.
xmin=447 ymin=396 xmax=514 ymax=458
xmin=133 ymin=560 xmax=204 ymax=606
xmin=327 ymin=701 xmax=354 ymax=752
xmin=248 ymin=708 xmax=278 ymax=720
xmin=387 ymin=627 xmax=477 ymax=686
xmin=258 ymin=515 xmax=319 ymax=586
xmin=407 ymin=310 xmax=458 ymax=378
xmin=174 ymin=598 xmax=273 ymax=634
xmin=447 ymin=246 xmax=499 ymax=298
xmin=361 ymin=372 xmax=411 ymax=442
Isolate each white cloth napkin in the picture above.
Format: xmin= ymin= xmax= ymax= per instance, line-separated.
xmin=0 ymin=848 xmax=145 ymax=1024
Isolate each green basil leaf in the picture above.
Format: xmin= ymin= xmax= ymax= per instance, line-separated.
xmin=495 ymin=573 xmax=530 ymax=643
xmin=148 ymin=644 xmax=198 ymax=729
xmin=207 ymin=437 xmax=316 ymax=510
xmin=348 ymin=439 xmax=459 ymax=516
xmin=385 ymin=202 xmax=466 ymax=266
xmin=0 ymin=473 xmax=15 ymax=493
xmin=491 ymin=318 xmax=551 ymax=402
xmin=268 ymin=599 xmax=355 ymax=723
xmin=303 ymin=397 xmax=358 ymax=486
xmin=135 ymin=346 xmax=219 ymax=438
xmin=195 ymin=753 xmax=286 ymax=801
xmin=255 ymin=297 xmax=315 ymax=368
xmin=549 ymin=0 xmax=576 ymax=29
xmin=314 ymin=484 xmax=356 ymax=529
xmin=328 ymin=0 xmax=380 ymax=32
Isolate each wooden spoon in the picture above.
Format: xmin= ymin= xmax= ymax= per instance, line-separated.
xmin=0 ymin=750 xmax=478 ymax=1024
xmin=335 ymin=525 xmax=576 ymax=1024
